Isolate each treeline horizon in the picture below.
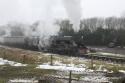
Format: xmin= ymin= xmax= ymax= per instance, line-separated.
xmin=57 ymin=17 xmax=125 ymax=46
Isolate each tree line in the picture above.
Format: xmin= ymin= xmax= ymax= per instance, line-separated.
xmin=57 ymin=17 xmax=125 ymax=46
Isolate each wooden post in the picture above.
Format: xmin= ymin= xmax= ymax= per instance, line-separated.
xmin=91 ymin=54 xmax=93 ymax=69
xmin=69 ymin=71 xmax=72 ymax=83
xmin=23 ymin=54 xmax=26 ymax=64
xmin=3 ymin=51 xmax=6 ymax=59
xmin=50 ymin=54 xmax=53 ymax=66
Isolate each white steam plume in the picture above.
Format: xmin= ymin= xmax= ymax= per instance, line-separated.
xmin=62 ymin=0 xmax=82 ymax=31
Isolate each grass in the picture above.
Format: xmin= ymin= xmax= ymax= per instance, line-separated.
xmin=0 ymin=65 xmax=57 ymax=82
xmin=0 ymin=47 xmax=125 ymax=71
xmin=0 ymin=48 xmax=40 ymax=64
xmin=0 ymin=78 xmax=7 ymax=83
xmin=0 ymin=47 xmax=125 ymax=83
xmin=72 ymin=74 xmax=83 ymax=81
xmin=110 ymin=77 xmax=125 ymax=83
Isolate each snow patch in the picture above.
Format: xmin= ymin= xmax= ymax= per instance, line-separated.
xmin=36 ymin=64 xmax=86 ymax=72
xmin=0 ymin=58 xmax=27 ymax=66
xmin=12 ymin=63 xmax=27 ymax=67
xmin=98 ymin=52 xmax=125 ymax=57
xmin=43 ymin=53 xmax=53 ymax=56
xmin=83 ymin=76 xmax=111 ymax=83
xmin=119 ymin=70 xmax=125 ymax=73
xmin=9 ymin=79 xmax=38 ymax=83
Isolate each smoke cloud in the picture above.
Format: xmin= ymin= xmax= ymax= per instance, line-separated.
xmin=63 ymin=0 xmax=82 ymax=31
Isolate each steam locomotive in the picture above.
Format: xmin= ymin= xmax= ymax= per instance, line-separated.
xmin=0 ymin=36 xmax=88 ymax=55
xmin=47 ymin=36 xmax=88 ymax=55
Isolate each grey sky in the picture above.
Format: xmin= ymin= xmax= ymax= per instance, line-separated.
xmin=0 ymin=0 xmax=125 ymax=25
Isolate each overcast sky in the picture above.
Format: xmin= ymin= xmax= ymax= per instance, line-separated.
xmin=0 ymin=0 xmax=125 ymax=25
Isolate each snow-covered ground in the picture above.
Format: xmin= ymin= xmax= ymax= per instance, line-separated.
xmin=97 ymin=52 xmax=125 ymax=58
xmin=37 ymin=64 xmax=86 ymax=72
xmin=0 ymin=58 xmax=27 ymax=66
xmin=36 ymin=61 xmax=87 ymax=72
xmin=83 ymin=76 xmax=111 ymax=83
xmin=8 ymin=79 xmax=38 ymax=83
xmin=119 ymin=70 xmax=125 ymax=74
xmin=36 ymin=63 xmax=113 ymax=83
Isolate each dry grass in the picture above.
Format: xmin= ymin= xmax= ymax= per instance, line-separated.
xmin=0 ymin=47 xmax=39 ymax=64
xmin=0 ymin=46 xmax=125 ymax=72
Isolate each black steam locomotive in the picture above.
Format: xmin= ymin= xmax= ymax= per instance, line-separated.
xmin=47 ymin=36 xmax=88 ymax=55
xmin=0 ymin=36 xmax=88 ymax=55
